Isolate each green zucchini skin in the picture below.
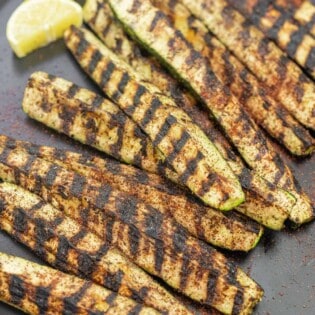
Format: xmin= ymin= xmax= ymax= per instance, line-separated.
xmin=178 ymin=0 xmax=315 ymax=130
xmin=228 ymin=0 xmax=315 ymax=79
xmin=0 ymin=181 xmax=190 ymax=314
xmin=0 ymin=251 xmax=159 ymax=315
xmin=0 ymin=142 xmax=263 ymax=315
xmin=108 ymin=0 xmax=314 ymax=225
xmin=83 ymin=0 xmax=293 ymax=230
xmin=0 ymin=134 xmax=264 ymax=251
xmin=63 ymin=26 xmax=245 ymax=211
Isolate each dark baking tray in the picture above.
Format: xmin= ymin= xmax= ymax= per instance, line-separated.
xmin=0 ymin=1 xmax=314 ymax=314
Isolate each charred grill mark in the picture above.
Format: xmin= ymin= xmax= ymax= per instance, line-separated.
xmin=112 ymin=73 xmax=131 ymax=102
xmin=222 ymin=51 xmax=236 ymax=87
xmin=55 ymin=236 xmax=71 ymax=270
xmin=305 ymin=46 xmax=315 ymax=71
xmin=70 ymin=230 xmax=88 ymax=246
xmin=239 ymin=20 xmax=252 ymax=47
xmin=9 ymin=275 xmax=25 ymax=305
xmin=102 ymin=20 xmax=113 ymax=39
xmin=35 ymin=286 xmax=51 ymax=314
xmin=129 ymin=287 xmax=149 ymax=304
xmin=238 ymin=167 xmax=253 ymax=190
xmin=85 ymin=117 xmax=98 ymax=146
xmin=251 ymin=0 xmax=270 ymax=25
xmin=154 ymin=238 xmax=165 ymax=273
xmin=286 ymin=26 xmax=308 ymax=58
xmin=67 ymin=84 xmax=80 ymax=99
xmin=47 ymin=73 xmax=57 ymax=82
xmin=91 ymin=94 xmax=104 ymax=108
xmin=141 ymin=98 xmax=162 ymax=128
xmin=63 ymin=281 xmax=92 ymax=314
xmin=101 ymin=61 xmax=116 ymax=89
xmin=104 ymin=270 xmax=124 ymax=292
xmin=74 ymin=35 xmax=88 ymax=58
xmin=45 ymin=165 xmax=59 ymax=188
xmin=128 ymin=304 xmax=143 ymax=315
xmin=105 ymin=292 xmax=117 ymax=305
xmin=77 ymin=252 xmax=96 ymax=277
xmin=231 ymin=286 xmax=244 ymax=315
xmin=179 ymin=151 xmax=203 ymax=185
xmin=152 ymin=115 xmax=177 ymax=147
xmin=186 ymin=50 xmax=201 ymax=67
xmin=149 ymin=10 xmax=165 ymax=32
xmin=206 ymin=270 xmax=218 ymax=305
xmin=272 ymin=153 xmax=286 ymax=185
xmin=88 ymin=50 xmax=102 ymax=74
xmin=257 ymin=37 xmax=270 ymax=59
xmin=239 ymin=69 xmax=254 ymax=103
xmin=0 ymin=137 xmax=16 ymax=151
xmin=129 ymin=0 xmax=142 ymax=14
xmin=117 ymin=197 xmax=138 ymax=224
xmin=114 ymin=38 xmax=123 ymax=54
xmin=167 ymin=130 xmax=190 ymax=165
xmin=221 ymin=5 xmax=235 ymax=28
xmin=199 ymin=173 xmax=219 ymax=197
xmin=33 ymin=218 xmax=55 ymax=259
xmin=128 ymin=226 xmax=141 ymax=257
xmin=103 ymin=159 xmax=122 ymax=176
xmin=276 ymin=55 xmax=289 ymax=81
xmin=108 ymin=110 xmax=127 ymax=158
xmin=293 ymin=125 xmax=314 ymax=148
xmin=0 ymin=199 xmax=5 ymax=214
xmin=13 ymin=208 xmax=28 ymax=234
xmin=267 ymin=10 xmax=291 ymax=40
xmin=95 ymin=184 xmax=112 ymax=209
xmin=133 ymin=85 xmax=147 ymax=106
xmin=179 ymin=257 xmax=191 ymax=291
xmin=0 ymin=146 xmax=11 ymax=163
xmin=105 ymin=217 xmax=115 ymax=244
xmin=70 ymin=173 xmax=86 ymax=198
xmin=58 ymin=106 xmax=77 ymax=135
xmin=144 ymin=206 xmax=163 ymax=239
xmin=172 ymin=225 xmax=188 ymax=254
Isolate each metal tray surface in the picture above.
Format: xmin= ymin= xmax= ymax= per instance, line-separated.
xmin=0 ymin=1 xmax=314 ymax=314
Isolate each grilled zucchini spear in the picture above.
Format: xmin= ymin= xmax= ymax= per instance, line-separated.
xmin=228 ymin=0 xmax=315 ymax=79
xmin=22 ymin=71 xmax=292 ymax=229
xmin=177 ymin=0 xmax=315 ymax=130
xmin=151 ymin=0 xmax=314 ymax=156
xmin=83 ymin=0 xmax=296 ymax=227
xmin=108 ymin=0 xmax=314 ymax=224
xmin=63 ymin=26 xmax=245 ymax=211
xmin=0 ymin=181 xmax=190 ymax=314
xmin=0 ymin=144 xmax=264 ymax=314
xmin=0 ymin=135 xmax=263 ymax=251
xmin=0 ymin=251 xmax=159 ymax=315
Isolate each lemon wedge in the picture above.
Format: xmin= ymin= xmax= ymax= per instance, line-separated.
xmin=6 ymin=0 xmax=83 ymax=57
